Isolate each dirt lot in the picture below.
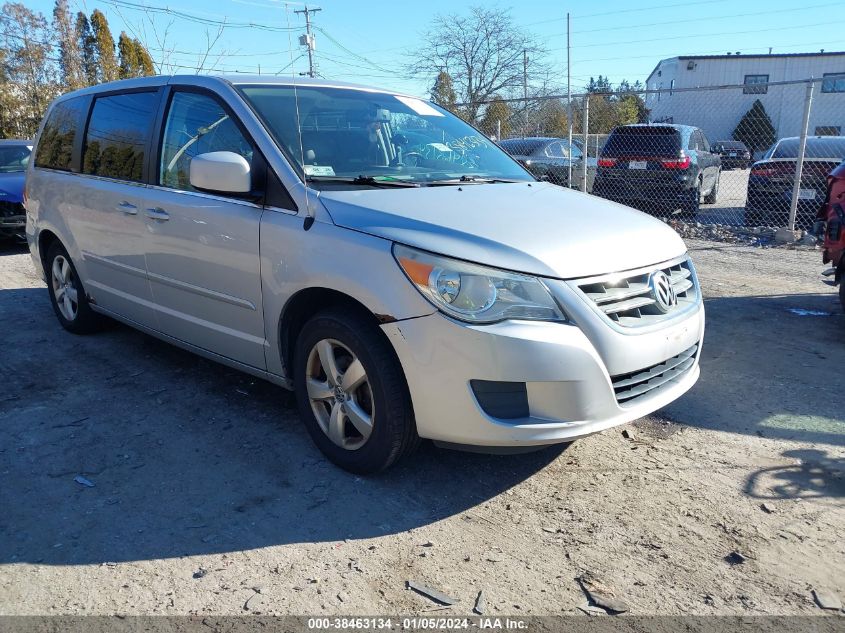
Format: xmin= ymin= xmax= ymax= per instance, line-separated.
xmin=0 ymin=238 xmax=843 ymax=617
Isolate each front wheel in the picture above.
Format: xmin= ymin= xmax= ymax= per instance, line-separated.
xmin=293 ymin=308 xmax=419 ymax=474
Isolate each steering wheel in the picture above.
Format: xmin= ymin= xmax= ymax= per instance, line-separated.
xmin=402 ymin=152 xmax=423 ymax=168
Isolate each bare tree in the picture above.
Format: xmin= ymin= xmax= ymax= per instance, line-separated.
xmin=408 ymin=6 xmax=547 ymax=122
xmin=109 ymin=4 xmax=229 ymax=75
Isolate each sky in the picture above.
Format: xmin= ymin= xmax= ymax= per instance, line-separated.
xmin=26 ymin=0 xmax=845 ymax=97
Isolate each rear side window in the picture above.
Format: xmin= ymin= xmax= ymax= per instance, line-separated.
xmin=83 ymin=92 xmax=158 ymax=182
xmin=34 ymin=97 xmax=88 ymax=171
xmin=602 ymin=127 xmax=681 ymax=157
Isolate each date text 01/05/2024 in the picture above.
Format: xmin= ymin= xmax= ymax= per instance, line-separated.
xmin=306 ymin=618 xmax=530 ymax=630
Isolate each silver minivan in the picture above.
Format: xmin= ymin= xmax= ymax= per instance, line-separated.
xmin=26 ymin=76 xmax=704 ymax=473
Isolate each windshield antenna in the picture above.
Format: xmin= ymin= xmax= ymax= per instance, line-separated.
xmin=285 ymin=3 xmax=314 ymax=230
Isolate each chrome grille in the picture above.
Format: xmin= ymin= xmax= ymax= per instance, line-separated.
xmin=573 ymin=257 xmax=698 ymax=327
xmin=612 ymin=344 xmax=698 ymax=405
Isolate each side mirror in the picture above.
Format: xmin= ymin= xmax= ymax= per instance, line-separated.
xmin=189 ymin=151 xmax=251 ymax=194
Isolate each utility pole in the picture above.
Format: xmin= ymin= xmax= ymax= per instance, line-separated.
xmin=522 ymin=49 xmax=529 ymax=137
xmin=294 ymin=6 xmax=321 ymax=78
xmin=566 ymin=12 xmax=572 ymax=189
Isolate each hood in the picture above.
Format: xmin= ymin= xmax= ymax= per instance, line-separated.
xmin=318 ymin=182 xmax=687 ymax=279
xmin=0 ymin=173 xmax=25 ymax=203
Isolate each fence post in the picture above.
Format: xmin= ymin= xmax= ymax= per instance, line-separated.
xmin=497 ymin=119 xmax=501 ymax=141
xmin=581 ymin=97 xmax=589 ymax=192
xmin=787 ymin=80 xmax=815 ymax=231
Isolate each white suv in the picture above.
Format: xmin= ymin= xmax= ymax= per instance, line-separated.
xmin=26 ymin=75 xmax=704 ymax=473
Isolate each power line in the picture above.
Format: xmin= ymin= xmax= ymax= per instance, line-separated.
xmin=544 ymin=1 xmax=844 ymax=39
xmin=97 ymin=0 xmax=301 ymax=32
xmin=522 ymin=0 xmax=731 ymax=27
xmin=547 ymin=18 xmax=845 ymax=53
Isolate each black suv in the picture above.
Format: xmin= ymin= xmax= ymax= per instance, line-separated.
xmin=712 ymin=140 xmax=751 ymax=170
xmin=592 ymin=124 xmax=721 ymax=218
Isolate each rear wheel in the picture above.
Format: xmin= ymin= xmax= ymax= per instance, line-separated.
xmin=681 ymin=181 xmax=701 ymax=220
xmin=45 ymin=241 xmax=105 ymax=334
xmin=293 ymin=308 xmax=419 ymax=474
xmin=704 ymin=171 xmax=720 ymax=204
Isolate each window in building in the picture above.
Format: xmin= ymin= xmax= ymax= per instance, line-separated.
xmin=821 ymin=73 xmax=845 ymax=93
xmin=815 ymin=126 xmax=841 ymax=136
xmin=670 ymin=79 xmax=675 ymax=96
xmin=743 ymin=74 xmax=769 ymax=94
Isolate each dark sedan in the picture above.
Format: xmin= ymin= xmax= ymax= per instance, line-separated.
xmin=712 ymin=140 xmax=751 ymax=170
xmin=745 ymin=136 xmax=845 ymax=228
xmin=499 ymin=137 xmax=596 ymax=191
xmin=0 ymin=140 xmax=32 ymax=241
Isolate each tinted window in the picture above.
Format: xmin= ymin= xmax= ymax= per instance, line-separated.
xmin=0 ymin=145 xmax=31 ymax=173
xmin=602 ymin=127 xmax=681 ymax=157
xmin=159 ymin=91 xmax=254 ymax=192
xmin=499 ymin=139 xmax=546 ymax=156
xmin=771 ymin=138 xmax=845 ymax=159
xmin=83 ymin=92 xmax=158 ymax=182
xmin=34 ymin=97 xmax=88 ymax=171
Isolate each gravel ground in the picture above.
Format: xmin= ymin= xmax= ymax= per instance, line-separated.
xmin=0 ymin=238 xmax=843 ymax=617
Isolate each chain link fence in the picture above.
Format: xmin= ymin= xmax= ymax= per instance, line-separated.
xmin=475 ymin=77 xmax=844 ymax=234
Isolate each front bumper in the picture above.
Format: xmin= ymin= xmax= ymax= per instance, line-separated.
xmin=0 ymin=213 xmax=25 ymax=237
xmin=382 ymin=298 xmax=704 ymax=447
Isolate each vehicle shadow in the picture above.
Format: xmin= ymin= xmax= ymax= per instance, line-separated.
xmin=0 ymin=287 xmax=566 ymax=566
xmin=662 ymin=291 xmax=845 ymax=446
xmin=0 ymin=240 xmax=28 ymax=256
xmin=1 ymin=286 xmax=843 ymax=566
xmin=744 ymin=449 xmax=845 ymax=500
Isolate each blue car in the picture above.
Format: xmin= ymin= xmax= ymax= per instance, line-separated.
xmin=0 ymin=139 xmax=32 ymax=241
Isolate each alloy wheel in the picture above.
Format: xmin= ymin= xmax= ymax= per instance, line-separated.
xmin=305 ymin=338 xmax=374 ymax=450
xmin=51 ymin=255 xmax=78 ymax=321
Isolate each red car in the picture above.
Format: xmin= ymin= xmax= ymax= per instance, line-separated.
xmin=816 ymin=160 xmax=845 ymax=312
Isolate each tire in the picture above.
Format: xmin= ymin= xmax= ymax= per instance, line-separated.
xmin=744 ymin=207 xmax=763 ymax=227
xmin=681 ymin=182 xmax=701 ymax=220
xmin=839 ymin=280 xmax=845 ymax=315
xmin=293 ymin=308 xmax=419 ymax=474
xmin=45 ymin=241 xmax=105 ymax=334
xmin=704 ymin=171 xmax=720 ymax=204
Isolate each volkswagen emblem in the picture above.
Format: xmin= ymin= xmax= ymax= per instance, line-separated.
xmin=648 ymin=271 xmax=677 ymax=313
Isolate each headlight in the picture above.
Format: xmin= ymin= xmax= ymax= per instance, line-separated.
xmin=394 ymin=244 xmax=567 ymax=324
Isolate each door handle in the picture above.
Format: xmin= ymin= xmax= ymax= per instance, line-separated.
xmin=145 ymin=207 xmax=170 ymax=221
xmin=117 ymin=201 xmax=137 ymax=215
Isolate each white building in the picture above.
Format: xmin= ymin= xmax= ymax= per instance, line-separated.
xmin=645 ymin=52 xmax=845 ymax=153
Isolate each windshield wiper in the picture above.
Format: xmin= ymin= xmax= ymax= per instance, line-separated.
xmin=306 ymin=175 xmax=420 ymax=188
xmin=425 ymin=176 xmax=527 ymax=186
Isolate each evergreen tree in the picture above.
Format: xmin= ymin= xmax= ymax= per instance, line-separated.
xmin=76 ymin=12 xmax=97 ymax=85
xmin=479 ymin=97 xmax=512 ymax=139
xmin=90 ymin=9 xmax=118 ymax=82
xmin=430 ymin=71 xmax=459 ymax=116
xmin=0 ymin=3 xmax=56 ymax=137
xmin=134 ymin=39 xmax=155 ymax=76
xmin=733 ymin=99 xmax=776 ymax=156
xmin=118 ymin=31 xmax=138 ymax=79
xmin=52 ymin=0 xmax=84 ymax=90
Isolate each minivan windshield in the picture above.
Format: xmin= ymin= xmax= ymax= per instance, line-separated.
xmin=239 ymin=85 xmax=533 ymax=186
